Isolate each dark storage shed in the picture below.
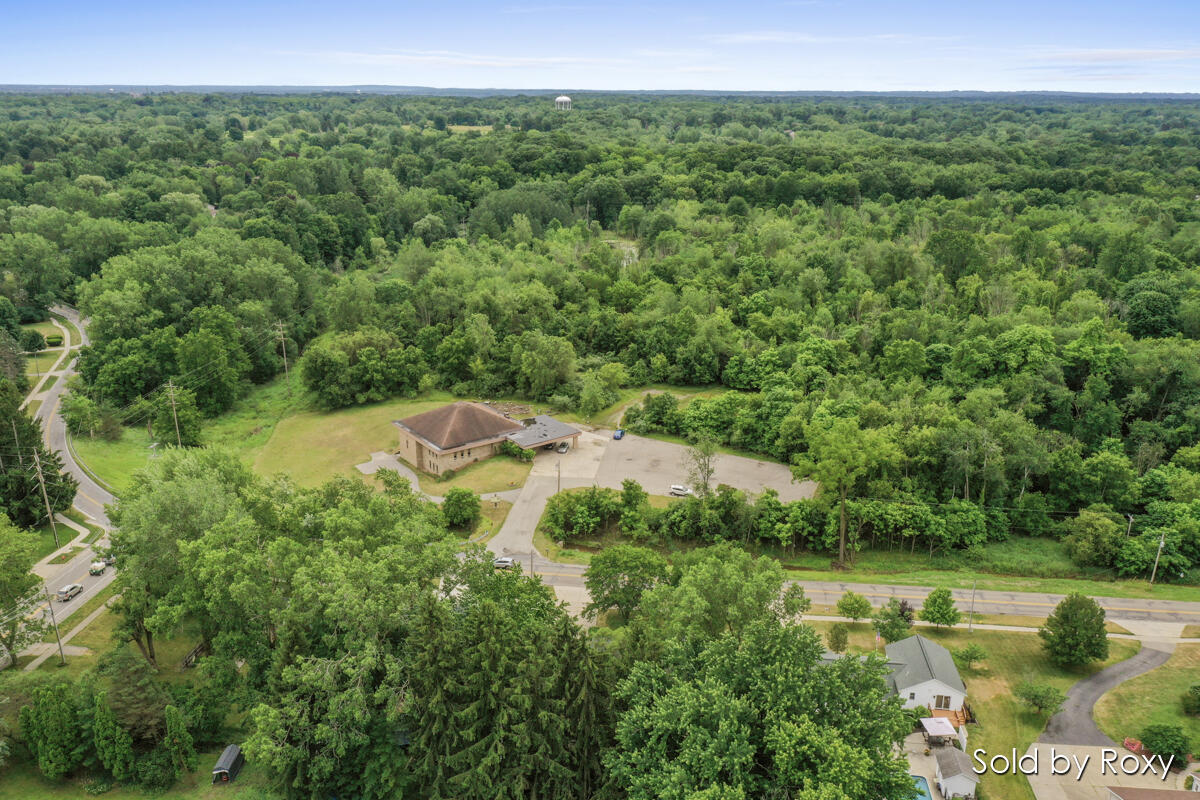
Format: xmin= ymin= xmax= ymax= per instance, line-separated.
xmin=212 ymin=744 xmax=244 ymax=784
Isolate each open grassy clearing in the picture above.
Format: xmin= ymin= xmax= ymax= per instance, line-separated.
xmin=24 ymin=351 xmax=60 ymax=377
xmin=1094 ymin=644 xmax=1200 ymax=750
xmin=21 ymin=321 xmax=61 ymax=339
xmin=70 ymin=428 xmax=154 ymax=495
xmin=805 ymin=621 xmax=1140 ymax=800
xmin=0 ymin=752 xmax=273 ymax=799
xmin=74 ymin=381 xmax=536 ymax=493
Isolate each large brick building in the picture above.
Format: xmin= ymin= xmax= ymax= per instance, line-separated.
xmin=393 ymin=401 xmax=580 ymax=475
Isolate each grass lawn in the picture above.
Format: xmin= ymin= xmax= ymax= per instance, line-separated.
xmin=40 ymin=614 xmax=206 ymax=686
xmin=416 ymin=454 xmax=531 ymax=496
xmin=47 ymin=546 xmax=83 ymax=564
xmin=24 ymin=351 xmax=61 ymax=377
xmin=0 ymin=752 xmax=275 ymax=799
xmin=22 ymin=321 xmax=61 ymax=337
xmin=25 ymin=399 xmax=41 ymax=416
xmin=463 ymin=499 xmax=512 ymax=544
xmin=1094 ymin=644 xmax=1200 ymax=750
xmin=71 ymin=427 xmax=155 ymax=495
xmin=36 ymin=374 xmax=57 ymax=392
xmin=28 ymin=524 xmax=68 ymax=561
xmin=252 ymin=392 xmax=458 ymax=487
xmin=805 ymin=621 xmax=1141 ymax=800
xmin=1184 ymin=625 xmax=1200 ymax=638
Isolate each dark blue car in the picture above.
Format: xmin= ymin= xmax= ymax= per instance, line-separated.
xmin=613 ymin=429 xmax=626 ymax=439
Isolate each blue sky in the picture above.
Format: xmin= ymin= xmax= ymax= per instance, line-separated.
xmin=3 ymin=0 xmax=1199 ymax=92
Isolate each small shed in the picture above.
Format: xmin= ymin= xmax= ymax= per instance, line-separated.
xmin=212 ymin=744 xmax=244 ymax=784
xmin=935 ymin=746 xmax=979 ymax=799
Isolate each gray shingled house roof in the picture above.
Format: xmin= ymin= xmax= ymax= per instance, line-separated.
xmin=935 ymin=747 xmax=978 ymax=782
xmin=885 ymin=634 xmax=966 ymax=693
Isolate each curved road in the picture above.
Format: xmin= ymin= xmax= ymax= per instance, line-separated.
xmin=22 ymin=306 xmax=119 ymax=649
xmin=39 ymin=305 xmax=115 ymax=526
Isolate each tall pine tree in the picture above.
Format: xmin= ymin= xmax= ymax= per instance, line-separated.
xmin=0 ymin=379 xmax=76 ymax=528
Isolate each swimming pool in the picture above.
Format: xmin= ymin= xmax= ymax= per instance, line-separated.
xmin=912 ymin=774 xmax=933 ymax=800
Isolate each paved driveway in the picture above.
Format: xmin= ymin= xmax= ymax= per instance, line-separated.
xmin=1039 ymin=640 xmax=1175 ymax=747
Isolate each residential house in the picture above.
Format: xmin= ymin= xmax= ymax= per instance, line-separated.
xmin=886 ymin=634 xmax=968 ymax=722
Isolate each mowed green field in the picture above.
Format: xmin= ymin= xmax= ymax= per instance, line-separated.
xmin=72 ymin=381 xmax=467 ymax=490
xmin=1094 ymin=644 xmax=1200 ymax=750
xmin=804 ymin=622 xmax=1141 ymax=800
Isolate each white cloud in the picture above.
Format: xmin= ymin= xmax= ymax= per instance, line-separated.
xmin=706 ymin=31 xmax=950 ymax=45
xmin=292 ymin=49 xmax=630 ymax=69
xmin=1040 ymin=48 xmax=1200 ymax=63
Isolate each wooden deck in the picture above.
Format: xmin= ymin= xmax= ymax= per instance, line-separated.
xmin=932 ymin=707 xmax=969 ymax=727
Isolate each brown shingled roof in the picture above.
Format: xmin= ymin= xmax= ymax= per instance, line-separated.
xmin=1106 ymin=789 xmax=1195 ymax=800
xmin=394 ymin=402 xmax=523 ymax=452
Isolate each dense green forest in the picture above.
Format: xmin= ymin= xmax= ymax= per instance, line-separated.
xmin=1 ymin=91 xmax=1199 ymax=796
xmin=3 ymin=92 xmax=1198 ymax=580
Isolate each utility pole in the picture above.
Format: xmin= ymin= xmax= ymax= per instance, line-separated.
xmin=275 ymin=321 xmax=291 ymax=396
xmin=166 ymin=381 xmax=181 ymax=447
xmin=43 ymin=586 xmax=66 ymax=666
xmin=1126 ymin=514 xmax=1135 ymax=538
xmin=967 ymin=579 xmax=977 ymax=634
xmin=1149 ymin=530 xmax=1166 ymax=585
xmin=32 ymin=449 xmax=59 ymax=549
xmin=11 ymin=419 xmax=24 ymax=466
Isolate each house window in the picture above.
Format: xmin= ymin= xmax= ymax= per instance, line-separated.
xmin=934 ymin=695 xmax=951 ymax=710
xmin=909 ymin=693 xmax=916 ymax=700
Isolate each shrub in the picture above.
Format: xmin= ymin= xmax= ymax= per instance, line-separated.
xmin=499 ymin=440 xmax=534 ymax=462
xmin=1183 ymin=685 xmax=1200 ymax=716
xmin=1139 ymin=724 xmax=1191 ymax=765
xmin=1015 ymin=682 xmax=1066 ymax=715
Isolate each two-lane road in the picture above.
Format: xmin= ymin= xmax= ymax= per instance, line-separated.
xmin=510 ymin=561 xmax=1200 ymax=624
xmin=39 ymin=305 xmax=114 ymax=527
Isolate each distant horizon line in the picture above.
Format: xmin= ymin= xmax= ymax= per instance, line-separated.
xmin=2 ymin=84 xmax=1199 ymax=99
